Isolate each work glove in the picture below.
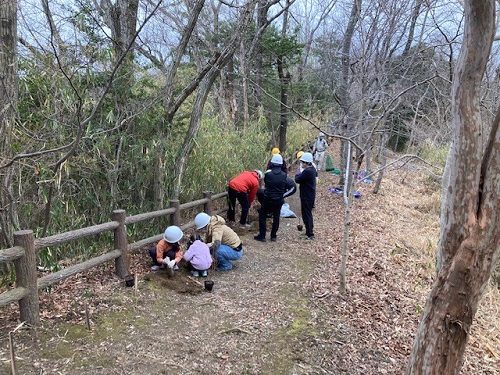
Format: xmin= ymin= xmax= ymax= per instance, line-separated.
xmin=162 ymin=258 xmax=176 ymax=268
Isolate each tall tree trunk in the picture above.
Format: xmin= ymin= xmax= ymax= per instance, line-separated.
xmin=253 ymin=0 xmax=269 ymax=109
xmin=163 ymin=0 xmax=205 ymax=122
xmin=240 ymin=38 xmax=250 ymax=128
xmin=408 ymin=1 xmax=500 ymax=373
xmin=277 ymin=59 xmax=290 ymax=153
xmin=277 ymin=1 xmax=290 ymax=153
xmin=171 ymin=0 xmax=257 ymax=200
xmin=402 ymin=0 xmax=423 ymax=56
xmin=0 ymin=0 xmax=18 ymax=247
xmin=338 ymin=0 xmax=361 ymax=185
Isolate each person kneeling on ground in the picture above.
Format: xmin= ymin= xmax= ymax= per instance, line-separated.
xmin=149 ymin=226 xmax=184 ymax=271
xmin=194 ymin=212 xmax=243 ymax=271
xmin=183 ymin=234 xmax=212 ymax=277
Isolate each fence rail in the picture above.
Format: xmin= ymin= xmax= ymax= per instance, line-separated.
xmin=0 ymin=141 xmax=312 ymax=326
xmin=0 ymin=190 xmax=228 ymax=325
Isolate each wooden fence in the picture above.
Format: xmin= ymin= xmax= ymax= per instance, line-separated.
xmin=0 ymin=142 xmax=311 ymax=326
xmin=0 ymin=190 xmax=228 ymax=326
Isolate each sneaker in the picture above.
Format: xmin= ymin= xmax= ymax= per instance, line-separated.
xmin=270 ymin=237 xmax=277 ymax=242
xmin=151 ymin=264 xmax=165 ymax=271
xmin=239 ymin=223 xmax=251 ymax=229
xmin=253 ymin=235 xmax=266 ymax=242
xmin=201 ymin=270 xmax=208 ymax=277
xmin=191 ymin=270 xmax=200 ymax=277
xmin=299 ymin=234 xmax=314 ymax=240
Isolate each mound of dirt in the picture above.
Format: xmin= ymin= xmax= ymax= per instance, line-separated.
xmin=142 ymin=270 xmax=205 ymax=295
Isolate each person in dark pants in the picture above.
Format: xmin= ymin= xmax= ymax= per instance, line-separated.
xmin=295 ymin=152 xmax=317 ymax=240
xmin=227 ymin=169 xmax=263 ymax=227
xmin=254 ymin=155 xmax=296 ymax=242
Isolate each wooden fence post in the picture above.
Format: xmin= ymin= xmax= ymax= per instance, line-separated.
xmin=14 ymin=230 xmax=40 ymax=326
xmin=112 ymin=210 xmax=129 ymax=278
xmin=169 ymin=200 xmax=180 ymax=226
xmin=203 ymin=191 xmax=213 ymax=215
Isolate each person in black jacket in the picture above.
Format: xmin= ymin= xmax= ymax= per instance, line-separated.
xmin=254 ymin=154 xmax=296 ymax=242
xmin=295 ymin=152 xmax=317 ymax=240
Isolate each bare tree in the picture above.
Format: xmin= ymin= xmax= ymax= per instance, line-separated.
xmin=408 ymin=0 xmax=500 ymax=373
xmin=171 ymin=0 xmax=258 ymax=200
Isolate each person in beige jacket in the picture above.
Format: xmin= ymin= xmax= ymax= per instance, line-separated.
xmin=194 ymin=213 xmax=243 ymax=271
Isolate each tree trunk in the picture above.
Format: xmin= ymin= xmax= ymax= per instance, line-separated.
xmin=171 ymin=0 xmax=257 ymax=200
xmin=337 ymin=0 xmax=361 ymax=186
xmin=277 ymin=59 xmax=290 ymax=153
xmin=407 ymin=1 xmax=500 ymax=373
xmin=0 ymin=0 xmax=19 ymax=247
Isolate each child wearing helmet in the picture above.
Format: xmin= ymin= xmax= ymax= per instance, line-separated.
xmin=149 ymin=225 xmax=184 ymax=271
xmin=227 ymin=170 xmax=262 ymax=227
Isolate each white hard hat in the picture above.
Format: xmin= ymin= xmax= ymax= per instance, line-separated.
xmin=163 ymin=226 xmax=183 ymax=243
xmin=319 ymin=132 xmax=325 ymax=137
xmin=194 ymin=212 xmax=211 ymax=230
xmin=270 ymin=154 xmax=283 ymax=165
xmin=300 ymin=152 xmax=314 ymax=163
xmin=254 ymin=170 xmax=263 ymax=180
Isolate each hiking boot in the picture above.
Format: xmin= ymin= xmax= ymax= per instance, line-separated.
xmin=191 ymin=270 xmax=200 ymax=277
xmin=253 ymin=235 xmax=266 ymax=242
xmin=201 ymin=270 xmax=208 ymax=277
xmin=270 ymin=237 xmax=277 ymax=242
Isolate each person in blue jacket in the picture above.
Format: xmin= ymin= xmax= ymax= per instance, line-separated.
xmin=294 ymin=152 xmax=317 ymax=240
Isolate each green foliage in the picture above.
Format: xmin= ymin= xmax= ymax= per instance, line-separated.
xmin=418 ymin=143 xmax=450 ymax=168
xmin=284 ymin=120 xmax=317 ymax=157
xmin=181 ymin=118 xmax=270 ymax=201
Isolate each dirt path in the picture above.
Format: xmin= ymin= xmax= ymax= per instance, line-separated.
xmin=1 ymin=181 xmax=336 ymax=375
xmin=1 ymin=158 xmax=498 ymax=375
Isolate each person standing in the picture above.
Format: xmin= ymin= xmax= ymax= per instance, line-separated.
xmin=296 ymin=151 xmax=317 ymax=173
xmin=254 ymin=154 xmax=296 ymax=242
xmin=295 ymin=152 xmax=317 ymax=240
xmin=312 ymin=132 xmax=329 ymax=171
xmin=227 ymin=169 xmax=263 ymax=227
xmin=266 ymin=147 xmax=287 ymax=173
xmin=194 ymin=212 xmax=243 ymax=271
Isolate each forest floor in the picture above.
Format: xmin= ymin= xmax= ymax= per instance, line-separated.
xmin=1 ymin=151 xmax=499 ymax=375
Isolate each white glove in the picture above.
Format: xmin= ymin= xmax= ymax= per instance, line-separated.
xmin=163 ymin=259 xmax=176 ymax=268
xmin=162 ymin=258 xmax=173 ymax=265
